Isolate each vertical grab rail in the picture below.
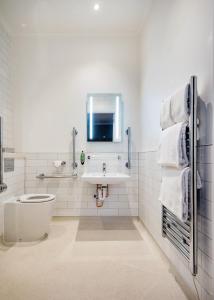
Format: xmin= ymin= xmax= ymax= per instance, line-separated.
xmin=125 ymin=127 xmax=131 ymax=169
xmin=72 ymin=127 xmax=78 ymax=172
xmin=189 ymin=76 xmax=198 ymax=276
xmin=0 ymin=117 xmax=7 ymax=193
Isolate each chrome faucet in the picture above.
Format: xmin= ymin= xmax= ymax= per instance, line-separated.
xmin=102 ymin=162 xmax=106 ymax=175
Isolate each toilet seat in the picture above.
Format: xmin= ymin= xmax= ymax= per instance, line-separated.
xmin=19 ymin=194 xmax=55 ymax=203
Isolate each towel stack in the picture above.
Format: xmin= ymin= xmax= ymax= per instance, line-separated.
xmin=158 ymin=122 xmax=189 ymax=169
xmin=158 ymin=84 xmax=200 ymax=222
xmin=159 ymin=168 xmax=190 ymax=222
xmin=160 ymin=85 xmax=189 ymax=129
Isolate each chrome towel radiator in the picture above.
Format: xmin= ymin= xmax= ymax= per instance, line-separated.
xmin=162 ymin=76 xmax=198 ymax=276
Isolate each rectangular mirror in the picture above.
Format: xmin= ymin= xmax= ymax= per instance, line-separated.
xmin=87 ymin=94 xmax=122 ymax=142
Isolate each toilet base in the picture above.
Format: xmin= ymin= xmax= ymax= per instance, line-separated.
xmin=1 ymin=232 xmax=49 ymax=247
xmin=3 ymin=195 xmax=55 ymax=243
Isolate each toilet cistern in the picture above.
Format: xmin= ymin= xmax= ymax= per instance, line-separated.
xmin=102 ymin=162 xmax=106 ymax=175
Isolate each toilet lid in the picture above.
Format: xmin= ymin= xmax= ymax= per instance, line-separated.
xmin=19 ymin=194 xmax=55 ymax=203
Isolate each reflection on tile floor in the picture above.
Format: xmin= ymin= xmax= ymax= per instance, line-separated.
xmin=76 ymin=217 xmax=143 ymax=241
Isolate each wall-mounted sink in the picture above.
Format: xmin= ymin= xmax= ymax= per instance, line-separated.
xmin=81 ymin=172 xmax=130 ymax=185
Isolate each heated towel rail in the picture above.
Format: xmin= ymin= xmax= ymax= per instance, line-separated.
xmin=162 ymin=76 xmax=198 ymax=276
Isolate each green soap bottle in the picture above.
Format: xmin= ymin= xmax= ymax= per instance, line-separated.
xmin=80 ymin=151 xmax=85 ymax=165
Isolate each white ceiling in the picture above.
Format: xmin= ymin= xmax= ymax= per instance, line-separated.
xmin=0 ymin=0 xmax=152 ymax=35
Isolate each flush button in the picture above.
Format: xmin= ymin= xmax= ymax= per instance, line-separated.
xmin=4 ymin=158 xmax=14 ymax=172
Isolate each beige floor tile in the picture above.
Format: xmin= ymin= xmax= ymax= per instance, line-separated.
xmin=0 ymin=217 xmax=188 ymax=300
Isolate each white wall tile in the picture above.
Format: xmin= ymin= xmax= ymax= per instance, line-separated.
xmin=24 ymin=152 xmax=138 ymax=217
xmin=138 ymin=150 xmax=214 ymax=299
xmin=0 ymin=23 xmax=25 ymax=235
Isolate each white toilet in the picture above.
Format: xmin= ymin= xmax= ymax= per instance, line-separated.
xmin=3 ymin=194 xmax=56 ymax=243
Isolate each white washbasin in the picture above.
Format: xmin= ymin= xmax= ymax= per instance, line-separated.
xmin=81 ymin=172 xmax=130 ymax=185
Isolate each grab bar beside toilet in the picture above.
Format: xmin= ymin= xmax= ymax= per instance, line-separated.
xmin=36 ymin=173 xmax=77 ymax=179
xmin=0 ymin=117 xmax=7 ymax=193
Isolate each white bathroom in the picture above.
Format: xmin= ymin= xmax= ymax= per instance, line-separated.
xmin=0 ymin=0 xmax=213 ymax=299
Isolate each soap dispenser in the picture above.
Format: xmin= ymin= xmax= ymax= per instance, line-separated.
xmin=80 ymin=151 xmax=85 ymax=165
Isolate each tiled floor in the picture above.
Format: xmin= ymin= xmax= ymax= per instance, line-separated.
xmin=0 ymin=217 xmax=188 ymax=300
xmin=76 ymin=217 xmax=143 ymax=241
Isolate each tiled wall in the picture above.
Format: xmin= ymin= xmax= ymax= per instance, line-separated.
xmin=0 ymin=22 xmax=13 ymax=148
xmin=24 ymin=152 xmax=138 ymax=217
xmin=197 ymin=145 xmax=214 ymax=299
xmin=0 ymin=22 xmax=25 ymax=235
xmin=139 ymin=150 xmax=214 ymax=300
xmin=0 ymin=157 xmax=25 ymax=235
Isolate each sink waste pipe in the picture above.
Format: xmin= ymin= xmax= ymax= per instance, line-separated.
xmin=96 ymin=185 xmax=108 ymax=207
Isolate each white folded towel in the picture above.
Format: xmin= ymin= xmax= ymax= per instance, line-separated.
xmin=160 ymin=97 xmax=174 ymax=130
xmin=159 ymin=168 xmax=190 ymax=222
xmin=158 ymin=122 xmax=188 ymax=168
xmin=159 ymin=168 xmax=202 ymax=222
xmin=160 ymin=85 xmax=189 ymax=130
xmin=170 ymin=85 xmax=189 ymax=124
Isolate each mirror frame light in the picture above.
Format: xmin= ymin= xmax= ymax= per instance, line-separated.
xmin=87 ymin=93 xmax=123 ymax=143
xmin=89 ymin=96 xmax=93 ymax=140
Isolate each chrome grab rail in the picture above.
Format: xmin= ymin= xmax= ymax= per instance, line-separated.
xmin=36 ymin=173 xmax=77 ymax=179
xmin=125 ymin=127 xmax=131 ymax=169
xmin=72 ymin=127 xmax=78 ymax=170
xmin=189 ymin=75 xmax=198 ymax=276
xmin=0 ymin=117 xmax=7 ymax=193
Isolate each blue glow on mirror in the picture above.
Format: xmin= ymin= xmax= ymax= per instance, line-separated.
xmin=89 ymin=96 xmax=93 ymax=140
xmin=115 ymin=96 xmax=120 ymax=141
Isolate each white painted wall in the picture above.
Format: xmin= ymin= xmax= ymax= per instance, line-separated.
xmin=12 ymin=35 xmax=140 ymax=153
xmin=140 ymin=0 xmax=213 ymax=151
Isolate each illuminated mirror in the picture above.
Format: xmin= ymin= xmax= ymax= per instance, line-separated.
xmin=86 ymin=94 xmax=122 ymax=142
